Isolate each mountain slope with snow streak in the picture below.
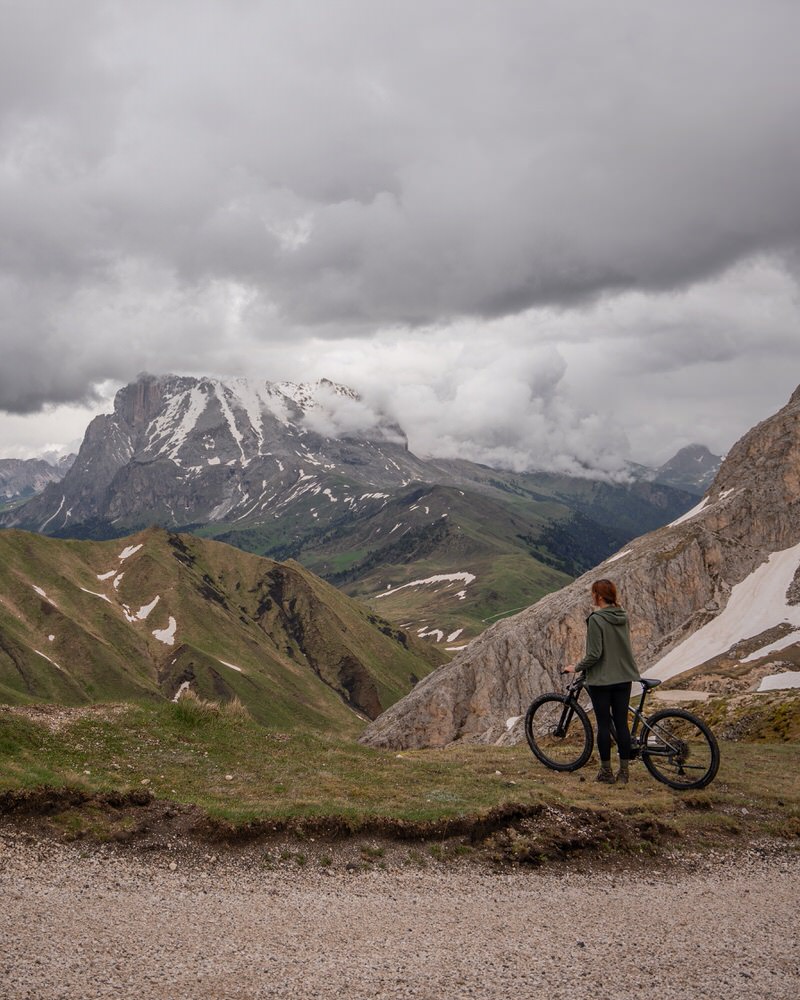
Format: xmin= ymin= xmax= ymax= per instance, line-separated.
xmin=361 ymin=384 xmax=800 ymax=749
xmin=2 ymin=374 xmax=418 ymax=537
xmin=0 ymin=527 xmax=442 ymax=732
xmin=647 ymin=540 xmax=800 ymax=682
xmin=0 ymin=458 xmax=73 ymax=504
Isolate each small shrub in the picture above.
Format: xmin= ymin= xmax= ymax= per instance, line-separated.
xmin=171 ymin=689 xmax=251 ymax=727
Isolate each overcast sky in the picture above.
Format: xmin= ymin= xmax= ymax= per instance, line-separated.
xmin=1 ymin=0 xmax=799 ymax=472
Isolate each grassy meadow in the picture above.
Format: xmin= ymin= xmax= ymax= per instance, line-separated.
xmin=1 ymin=694 xmax=798 ymax=864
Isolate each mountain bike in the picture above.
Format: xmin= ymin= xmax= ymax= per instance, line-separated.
xmin=524 ymin=675 xmax=720 ymax=789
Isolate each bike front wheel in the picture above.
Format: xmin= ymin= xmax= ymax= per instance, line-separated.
xmin=641 ymin=708 xmax=720 ymax=790
xmin=524 ymin=694 xmax=594 ymax=771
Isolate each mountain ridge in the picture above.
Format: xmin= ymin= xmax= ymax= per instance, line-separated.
xmin=0 ymin=527 xmax=443 ymax=732
xmin=0 ymin=457 xmax=73 ymax=505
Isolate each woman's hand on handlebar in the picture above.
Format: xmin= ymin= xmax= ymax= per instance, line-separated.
xmin=562 ymin=665 xmax=576 ymax=674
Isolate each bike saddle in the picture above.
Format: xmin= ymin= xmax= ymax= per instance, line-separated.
xmin=640 ymin=677 xmax=662 ymax=689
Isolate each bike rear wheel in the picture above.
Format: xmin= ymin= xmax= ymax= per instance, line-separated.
xmin=641 ymin=708 xmax=719 ymax=789
xmin=524 ymin=694 xmax=594 ymax=771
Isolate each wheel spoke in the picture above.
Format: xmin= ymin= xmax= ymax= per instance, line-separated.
xmin=641 ymin=708 xmax=719 ymax=790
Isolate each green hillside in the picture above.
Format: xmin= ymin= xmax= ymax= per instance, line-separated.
xmin=0 ymin=529 xmax=443 ymax=735
xmin=202 ymin=469 xmax=693 ymax=648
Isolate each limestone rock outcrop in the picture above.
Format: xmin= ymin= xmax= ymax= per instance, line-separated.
xmin=360 ymin=386 xmax=800 ymax=749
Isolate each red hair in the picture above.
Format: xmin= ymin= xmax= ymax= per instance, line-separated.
xmin=591 ymin=579 xmax=619 ymax=606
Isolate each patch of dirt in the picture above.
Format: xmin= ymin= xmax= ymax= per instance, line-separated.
xmin=1 ymin=703 xmax=129 ymax=732
xmin=484 ymin=804 xmax=674 ymax=865
xmin=0 ymin=785 xmax=686 ymax=869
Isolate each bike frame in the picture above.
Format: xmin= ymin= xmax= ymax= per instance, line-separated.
xmin=565 ymin=677 xmax=679 ymax=760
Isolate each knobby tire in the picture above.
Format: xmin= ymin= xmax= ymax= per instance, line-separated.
xmin=524 ymin=694 xmax=594 ymax=772
xmin=641 ymin=707 xmax=720 ymax=790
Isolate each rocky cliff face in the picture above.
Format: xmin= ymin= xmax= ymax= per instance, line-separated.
xmin=653 ymin=444 xmax=722 ymax=495
xmin=361 ymin=386 xmax=800 ymax=749
xmin=2 ymin=374 xmax=426 ymax=535
xmin=0 ymin=458 xmax=72 ymax=502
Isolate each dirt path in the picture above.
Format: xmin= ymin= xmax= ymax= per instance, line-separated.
xmin=1 ymin=834 xmax=798 ymax=999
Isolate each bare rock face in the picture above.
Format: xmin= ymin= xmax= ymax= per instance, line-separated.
xmin=2 ymin=374 xmax=422 ymax=536
xmin=361 ymin=386 xmax=800 ymax=749
xmin=0 ymin=459 xmax=69 ymax=502
xmin=652 ymin=444 xmax=722 ymax=495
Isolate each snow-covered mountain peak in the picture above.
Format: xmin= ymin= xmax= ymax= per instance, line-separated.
xmin=4 ymin=372 xmax=417 ymax=534
xmin=110 ymin=374 xmax=384 ymax=468
xmin=271 ymin=378 xmax=360 ymax=412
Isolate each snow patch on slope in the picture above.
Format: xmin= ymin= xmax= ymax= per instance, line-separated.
xmin=668 ymin=497 xmax=710 ymax=527
xmin=40 ymin=496 xmax=65 ymax=532
xmin=172 ymin=680 xmax=191 ymax=702
xmin=148 ymin=385 xmax=209 ymax=461
xmin=32 ymin=585 xmax=56 ymax=606
xmin=646 ymin=540 xmax=800 ymax=682
xmin=118 ymin=544 xmax=142 ymax=561
xmin=668 ymin=488 xmax=736 ymax=528
xmin=758 ymin=671 xmax=800 ymax=691
xmin=417 ymin=627 xmax=445 ymax=642
xmin=80 ymin=587 xmax=112 ymax=604
xmin=210 ymin=381 xmax=248 ymax=464
xmin=218 ymin=659 xmax=244 ymax=673
xmin=136 ymin=595 xmax=161 ymax=620
xmin=152 ymin=616 xmax=177 ymax=645
xmin=741 ymin=629 xmax=800 ymax=664
xmin=34 ymin=649 xmax=66 ymax=672
xmin=375 ymin=573 xmax=476 ymax=600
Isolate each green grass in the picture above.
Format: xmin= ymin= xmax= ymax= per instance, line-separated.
xmin=195 ymin=472 xmax=692 ymax=649
xmin=0 ymin=528 xmax=443 ymax=733
xmin=2 ymin=700 xmax=799 ymax=857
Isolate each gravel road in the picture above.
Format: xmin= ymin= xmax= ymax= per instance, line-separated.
xmin=1 ymin=834 xmax=798 ymax=1000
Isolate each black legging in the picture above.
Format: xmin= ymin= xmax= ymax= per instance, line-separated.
xmin=587 ymin=682 xmax=633 ymax=761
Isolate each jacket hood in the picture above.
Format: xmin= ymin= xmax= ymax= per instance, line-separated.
xmin=591 ymin=607 xmax=628 ymax=627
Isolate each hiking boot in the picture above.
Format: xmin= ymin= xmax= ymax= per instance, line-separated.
xmin=596 ymin=761 xmax=616 ymax=784
xmin=616 ymin=760 xmax=630 ymax=785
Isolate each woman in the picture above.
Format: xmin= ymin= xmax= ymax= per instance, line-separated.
xmin=564 ymin=579 xmax=641 ymax=784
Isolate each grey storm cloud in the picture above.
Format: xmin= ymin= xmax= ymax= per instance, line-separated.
xmin=1 ymin=0 xmax=800 ymax=418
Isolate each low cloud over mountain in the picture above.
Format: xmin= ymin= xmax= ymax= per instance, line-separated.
xmin=2 ymin=2 xmax=799 ymax=473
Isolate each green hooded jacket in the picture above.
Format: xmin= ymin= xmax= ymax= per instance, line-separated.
xmin=575 ymin=606 xmax=641 ymax=686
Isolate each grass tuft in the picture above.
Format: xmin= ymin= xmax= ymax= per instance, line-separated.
xmin=171 ymin=689 xmax=251 ymax=727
